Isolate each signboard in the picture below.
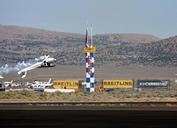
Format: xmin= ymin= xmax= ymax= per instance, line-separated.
xmin=84 ymin=47 xmax=96 ymax=53
xmin=137 ymin=80 xmax=170 ymax=88
xmin=103 ymin=80 xmax=133 ymax=89
xmin=53 ymin=80 xmax=79 ymax=89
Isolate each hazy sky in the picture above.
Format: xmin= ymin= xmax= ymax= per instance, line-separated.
xmin=0 ymin=0 xmax=177 ymax=38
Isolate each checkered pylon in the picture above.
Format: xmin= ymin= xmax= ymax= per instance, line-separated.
xmin=85 ymin=52 xmax=95 ymax=92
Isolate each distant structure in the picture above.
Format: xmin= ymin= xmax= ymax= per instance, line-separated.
xmin=84 ymin=27 xmax=96 ymax=92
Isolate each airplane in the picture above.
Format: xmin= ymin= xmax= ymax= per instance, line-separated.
xmin=4 ymin=80 xmax=13 ymax=88
xmin=18 ymin=55 xmax=56 ymax=78
xmin=11 ymin=82 xmax=22 ymax=88
xmin=30 ymin=78 xmax=53 ymax=90
xmin=37 ymin=55 xmax=56 ymax=67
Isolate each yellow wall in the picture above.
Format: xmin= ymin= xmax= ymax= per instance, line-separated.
xmin=53 ymin=80 xmax=79 ymax=89
xmin=103 ymin=80 xmax=133 ymax=89
xmin=84 ymin=47 xmax=96 ymax=53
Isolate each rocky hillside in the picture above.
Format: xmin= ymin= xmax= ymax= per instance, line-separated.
xmin=0 ymin=24 xmax=176 ymax=67
xmin=139 ymin=35 xmax=177 ymax=66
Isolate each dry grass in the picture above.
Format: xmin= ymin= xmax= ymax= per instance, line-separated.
xmin=0 ymin=89 xmax=177 ymax=102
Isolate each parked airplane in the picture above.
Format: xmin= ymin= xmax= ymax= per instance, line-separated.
xmin=18 ymin=55 xmax=56 ymax=78
xmin=4 ymin=80 xmax=13 ymax=88
xmin=30 ymin=78 xmax=53 ymax=90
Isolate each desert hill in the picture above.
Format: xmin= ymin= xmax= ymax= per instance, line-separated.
xmin=0 ymin=24 xmax=176 ymax=67
xmin=94 ymin=33 xmax=160 ymax=43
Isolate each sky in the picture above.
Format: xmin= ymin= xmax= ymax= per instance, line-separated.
xmin=0 ymin=0 xmax=177 ymax=38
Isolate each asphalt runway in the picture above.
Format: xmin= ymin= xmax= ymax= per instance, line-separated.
xmin=0 ymin=106 xmax=177 ymax=128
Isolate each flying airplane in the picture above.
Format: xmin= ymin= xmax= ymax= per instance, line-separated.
xmin=18 ymin=55 xmax=56 ymax=78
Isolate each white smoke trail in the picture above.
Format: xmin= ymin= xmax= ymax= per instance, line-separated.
xmin=0 ymin=58 xmax=40 ymax=75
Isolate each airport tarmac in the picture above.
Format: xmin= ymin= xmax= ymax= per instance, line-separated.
xmin=0 ymin=105 xmax=177 ymax=128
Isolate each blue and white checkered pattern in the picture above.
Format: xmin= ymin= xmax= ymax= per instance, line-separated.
xmin=85 ymin=52 xmax=95 ymax=92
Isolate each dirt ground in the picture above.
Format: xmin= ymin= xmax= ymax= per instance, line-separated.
xmin=2 ymin=64 xmax=177 ymax=82
xmin=1 ymin=64 xmax=177 ymax=102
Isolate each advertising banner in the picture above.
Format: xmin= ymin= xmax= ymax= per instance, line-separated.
xmin=137 ymin=80 xmax=170 ymax=88
xmin=103 ymin=80 xmax=133 ymax=89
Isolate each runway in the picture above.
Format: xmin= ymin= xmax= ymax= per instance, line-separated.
xmin=0 ymin=105 xmax=177 ymax=128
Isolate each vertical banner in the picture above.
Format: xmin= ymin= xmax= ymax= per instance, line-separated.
xmin=84 ymin=27 xmax=96 ymax=93
xmin=85 ymin=52 xmax=95 ymax=92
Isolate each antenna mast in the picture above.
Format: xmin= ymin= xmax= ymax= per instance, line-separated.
xmin=90 ymin=24 xmax=93 ymax=48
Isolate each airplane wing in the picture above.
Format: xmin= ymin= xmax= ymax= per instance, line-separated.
xmin=17 ymin=55 xmax=56 ymax=78
xmin=18 ymin=62 xmax=43 ymax=78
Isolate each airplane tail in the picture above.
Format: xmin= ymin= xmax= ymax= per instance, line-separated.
xmin=10 ymin=80 xmax=14 ymax=83
xmin=47 ymin=78 xmax=52 ymax=84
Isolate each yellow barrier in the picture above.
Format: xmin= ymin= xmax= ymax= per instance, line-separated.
xmin=53 ymin=80 xmax=79 ymax=89
xmin=84 ymin=47 xmax=96 ymax=53
xmin=103 ymin=80 xmax=133 ymax=89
